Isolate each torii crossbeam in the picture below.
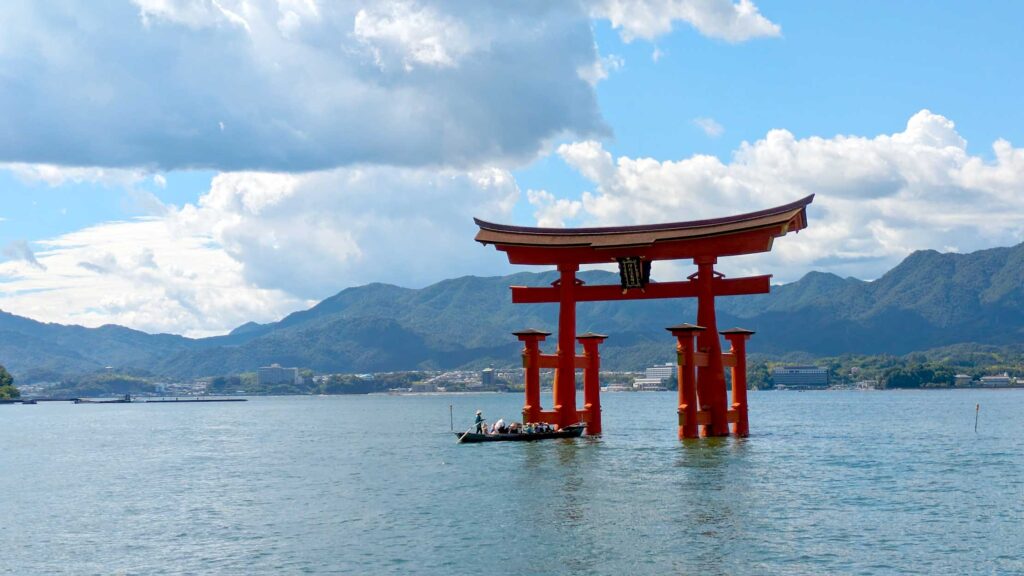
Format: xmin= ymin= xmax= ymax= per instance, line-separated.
xmin=474 ymin=194 xmax=813 ymax=438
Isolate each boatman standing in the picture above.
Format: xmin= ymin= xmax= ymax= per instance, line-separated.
xmin=474 ymin=410 xmax=485 ymax=433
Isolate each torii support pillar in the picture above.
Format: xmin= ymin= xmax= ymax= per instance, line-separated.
xmin=694 ymin=256 xmax=730 ymax=437
xmin=552 ymin=263 xmax=580 ymax=430
xmin=578 ymin=332 xmax=607 ymax=436
xmin=514 ymin=329 xmax=550 ymax=425
xmin=722 ymin=327 xmax=755 ymax=437
xmin=667 ymin=323 xmax=705 ymax=439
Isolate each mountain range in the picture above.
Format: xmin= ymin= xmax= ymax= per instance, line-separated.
xmin=3 ymin=242 xmax=1024 ymax=382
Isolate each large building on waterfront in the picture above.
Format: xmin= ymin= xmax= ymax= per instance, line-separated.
xmin=480 ymin=368 xmax=495 ymax=387
xmin=979 ymin=373 xmax=1013 ymax=387
xmin=773 ymin=366 xmax=829 ymax=389
xmin=645 ymin=363 xmax=676 ymax=383
xmin=257 ymin=364 xmax=299 ymax=387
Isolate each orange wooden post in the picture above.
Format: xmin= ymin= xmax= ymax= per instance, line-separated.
xmin=553 ymin=263 xmax=580 ymax=429
xmin=694 ymin=257 xmax=730 ymax=436
xmin=667 ymin=323 xmax=704 ymax=439
xmin=722 ymin=327 xmax=755 ymax=437
xmin=515 ymin=329 xmax=550 ymax=424
xmin=577 ymin=332 xmax=607 ymax=435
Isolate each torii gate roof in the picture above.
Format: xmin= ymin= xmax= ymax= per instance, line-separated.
xmin=475 ymin=194 xmax=813 ymax=265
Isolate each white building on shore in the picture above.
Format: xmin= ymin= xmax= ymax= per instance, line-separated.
xmin=773 ymin=366 xmax=829 ymax=390
xmin=979 ymin=373 xmax=1013 ymax=387
xmin=257 ymin=364 xmax=300 ymax=387
xmin=645 ymin=363 xmax=675 ymax=382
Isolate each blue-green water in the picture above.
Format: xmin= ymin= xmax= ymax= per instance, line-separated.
xmin=2 ymin=390 xmax=1022 ymax=575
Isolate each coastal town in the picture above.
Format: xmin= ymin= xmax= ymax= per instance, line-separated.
xmin=12 ymin=360 xmax=1021 ymax=401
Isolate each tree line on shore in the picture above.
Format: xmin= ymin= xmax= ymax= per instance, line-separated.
xmin=747 ymin=346 xmax=1023 ymax=389
xmin=11 ymin=345 xmax=1023 ymax=398
xmin=0 ymin=365 xmax=19 ymax=399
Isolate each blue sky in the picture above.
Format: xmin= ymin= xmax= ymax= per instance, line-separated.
xmin=1 ymin=1 xmax=1023 ymax=335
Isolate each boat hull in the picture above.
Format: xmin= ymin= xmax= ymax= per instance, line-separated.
xmin=455 ymin=424 xmax=586 ymax=443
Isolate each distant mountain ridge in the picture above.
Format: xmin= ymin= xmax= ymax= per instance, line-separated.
xmin=3 ymin=243 xmax=1024 ymax=381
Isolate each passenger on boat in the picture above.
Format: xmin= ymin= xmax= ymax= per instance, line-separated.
xmin=492 ymin=418 xmax=506 ymax=434
xmin=508 ymin=422 xmax=521 ymax=434
xmin=474 ymin=410 xmax=485 ymax=433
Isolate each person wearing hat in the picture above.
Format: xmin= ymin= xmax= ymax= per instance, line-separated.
xmin=474 ymin=410 xmax=485 ymax=433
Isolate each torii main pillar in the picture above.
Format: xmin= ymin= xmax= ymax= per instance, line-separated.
xmin=552 ymin=263 xmax=579 ymax=429
xmin=474 ymin=195 xmax=813 ymax=437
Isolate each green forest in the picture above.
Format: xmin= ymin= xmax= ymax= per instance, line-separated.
xmin=0 ymin=364 xmax=19 ymax=399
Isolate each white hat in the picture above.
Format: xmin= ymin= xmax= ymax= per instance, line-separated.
xmin=475 ymin=410 xmax=482 ymax=414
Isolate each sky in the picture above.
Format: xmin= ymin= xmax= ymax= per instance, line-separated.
xmin=1 ymin=0 xmax=1023 ymax=337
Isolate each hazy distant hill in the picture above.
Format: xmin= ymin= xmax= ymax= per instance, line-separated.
xmin=3 ymin=243 xmax=1024 ymax=381
xmin=0 ymin=311 xmax=197 ymax=381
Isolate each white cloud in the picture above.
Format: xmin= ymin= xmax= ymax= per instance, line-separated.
xmin=133 ymin=0 xmax=252 ymax=31
xmin=353 ymin=1 xmax=473 ymax=71
xmin=2 ymin=163 xmax=148 ymax=188
xmin=0 ymin=219 xmax=307 ymax=337
xmin=176 ymin=166 xmax=520 ymax=298
xmin=556 ymin=110 xmax=1024 ymax=282
xmin=0 ymin=2 xmax=605 ymax=171
xmin=591 ymin=0 xmax=781 ymax=42
xmin=577 ymin=53 xmax=625 ymax=86
xmin=276 ymin=0 xmax=320 ymax=38
xmin=1 ymin=162 xmax=169 ymax=217
xmin=0 ymin=164 xmax=520 ymax=335
xmin=693 ymin=116 xmax=724 ymax=137
xmin=527 ymin=189 xmax=582 ymax=227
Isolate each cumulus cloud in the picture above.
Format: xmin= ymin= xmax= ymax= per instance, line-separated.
xmin=556 ymin=110 xmax=1024 ymax=282
xmin=0 ymin=164 xmax=520 ymax=334
xmin=0 ymin=1 xmax=605 ymax=171
xmin=175 ymin=166 xmax=519 ymax=298
xmin=527 ymin=189 xmax=582 ymax=228
xmin=353 ymin=1 xmax=473 ymax=71
xmin=591 ymin=0 xmax=781 ymax=42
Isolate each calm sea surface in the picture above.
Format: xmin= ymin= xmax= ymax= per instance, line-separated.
xmin=2 ymin=390 xmax=1023 ymax=575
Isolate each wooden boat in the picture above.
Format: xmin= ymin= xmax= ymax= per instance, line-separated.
xmin=455 ymin=423 xmax=586 ymax=443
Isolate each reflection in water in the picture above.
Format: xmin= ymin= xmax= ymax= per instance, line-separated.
xmin=556 ymin=442 xmax=584 ymax=523
xmin=670 ymin=436 xmax=756 ymax=572
xmin=514 ymin=439 xmax=600 ymax=574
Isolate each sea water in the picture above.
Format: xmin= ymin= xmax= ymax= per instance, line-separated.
xmin=2 ymin=390 xmax=1022 ymax=575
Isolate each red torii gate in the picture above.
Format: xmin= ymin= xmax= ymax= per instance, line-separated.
xmin=474 ymin=195 xmax=813 ymax=438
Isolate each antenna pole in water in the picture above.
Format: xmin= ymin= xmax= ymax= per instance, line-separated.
xmin=975 ymin=403 xmax=980 ymax=433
